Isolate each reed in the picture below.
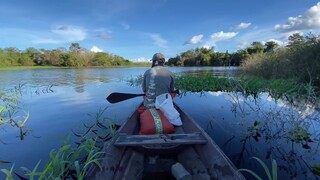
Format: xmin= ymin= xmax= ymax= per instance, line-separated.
xmin=241 ymin=36 xmax=320 ymax=90
xmin=0 ymin=85 xmax=30 ymax=141
xmin=239 ymin=157 xmax=278 ymax=180
xmin=0 ymin=106 xmax=117 ymax=179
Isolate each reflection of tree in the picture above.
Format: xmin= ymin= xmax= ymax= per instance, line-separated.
xmin=22 ymin=69 xmax=112 ymax=94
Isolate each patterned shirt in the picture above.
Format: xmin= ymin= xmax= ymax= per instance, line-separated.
xmin=142 ymin=66 xmax=174 ymax=108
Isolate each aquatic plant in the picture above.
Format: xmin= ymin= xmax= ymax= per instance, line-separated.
xmin=19 ymin=138 xmax=103 ymax=179
xmin=0 ymin=85 xmax=30 ymax=141
xmin=127 ymin=74 xmax=318 ymax=102
xmin=1 ymin=106 xmax=117 ymax=179
xmin=239 ymin=156 xmax=278 ymax=180
xmin=0 ymin=163 xmax=14 ymax=180
xmin=312 ymin=165 xmax=320 ymax=176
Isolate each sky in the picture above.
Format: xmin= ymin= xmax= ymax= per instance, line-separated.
xmin=1 ymin=0 xmax=320 ymax=62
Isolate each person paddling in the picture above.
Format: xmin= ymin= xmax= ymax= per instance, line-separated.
xmin=142 ymin=53 xmax=175 ymax=108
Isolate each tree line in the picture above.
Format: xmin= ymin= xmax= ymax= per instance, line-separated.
xmin=0 ymin=43 xmax=133 ymax=67
xmin=167 ymin=39 xmax=280 ymax=67
xmin=1 ymin=33 xmax=319 ymax=78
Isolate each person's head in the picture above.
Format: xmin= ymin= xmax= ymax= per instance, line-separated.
xmin=151 ymin=53 xmax=165 ymax=67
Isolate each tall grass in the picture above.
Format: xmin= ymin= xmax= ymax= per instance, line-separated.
xmin=0 ymin=107 xmax=117 ymax=179
xmin=0 ymin=85 xmax=30 ymax=141
xmin=241 ymin=35 xmax=320 ymax=92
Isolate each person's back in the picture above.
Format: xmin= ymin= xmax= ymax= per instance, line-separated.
xmin=142 ymin=53 xmax=174 ymax=108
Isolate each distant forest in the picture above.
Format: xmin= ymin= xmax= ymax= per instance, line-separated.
xmin=0 ymin=43 xmax=134 ymax=67
xmin=0 ymin=33 xmax=319 ymax=71
xmin=167 ymin=33 xmax=314 ymax=67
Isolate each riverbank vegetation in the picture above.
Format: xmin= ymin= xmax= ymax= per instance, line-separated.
xmin=0 ymin=43 xmax=149 ymax=68
xmin=242 ymin=33 xmax=320 ymax=89
xmin=0 ymin=96 xmax=117 ymax=179
xmin=168 ymin=32 xmax=320 ymax=94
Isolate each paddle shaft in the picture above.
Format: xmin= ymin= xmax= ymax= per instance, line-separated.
xmin=106 ymin=89 xmax=180 ymax=104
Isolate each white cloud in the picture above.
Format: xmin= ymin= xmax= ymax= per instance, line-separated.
xmin=51 ymin=25 xmax=87 ymax=41
xmin=202 ymin=45 xmax=212 ymax=49
xmin=237 ymin=41 xmax=250 ymax=49
xmin=210 ymin=31 xmax=238 ymax=41
xmin=237 ymin=39 xmax=286 ymax=50
xmin=234 ymin=27 xmax=287 ymax=50
xmin=265 ymin=39 xmax=287 ymax=47
xmin=94 ymin=28 xmax=112 ymax=40
xmin=204 ymin=31 xmax=238 ymax=48
xmin=274 ymin=2 xmax=320 ymax=32
xmin=184 ymin=34 xmax=203 ymax=45
xmin=207 ymin=91 xmax=224 ymax=96
xmin=90 ymin=46 xmax=103 ymax=52
xmin=120 ymin=21 xmax=130 ymax=30
xmin=147 ymin=33 xmax=168 ymax=49
xmin=33 ymin=25 xmax=87 ymax=44
xmin=97 ymin=32 xmax=112 ymax=40
xmin=236 ymin=22 xmax=252 ymax=29
xmin=131 ymin=57 xmax=150 ymax=62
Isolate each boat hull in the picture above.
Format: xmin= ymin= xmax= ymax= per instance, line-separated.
xmin=87 ymin=103 xmax=245 ymax=180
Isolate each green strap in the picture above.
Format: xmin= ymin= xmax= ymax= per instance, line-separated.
xmin=149 ymin=108 xmax=163 ymax=134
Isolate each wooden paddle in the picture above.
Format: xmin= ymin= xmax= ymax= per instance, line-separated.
xmin=106 ymin=89 xmax=180 ymax=104
xmin=106 ymin=92 xmax=145 ymax=104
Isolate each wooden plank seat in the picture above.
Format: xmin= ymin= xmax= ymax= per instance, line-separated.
xmin=114 ymin=132 xmax=208 ymax=147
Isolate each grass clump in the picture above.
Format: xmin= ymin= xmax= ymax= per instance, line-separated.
xmin=241 ymin=33 xmax=320 ymax=92
xmin=239 ymin=156 xmax=278 ymax=180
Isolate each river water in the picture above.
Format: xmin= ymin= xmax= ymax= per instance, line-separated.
xmin=0 ymin=67 xmax=319 ymax=179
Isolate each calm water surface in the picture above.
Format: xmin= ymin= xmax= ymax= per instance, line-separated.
xmin=0 ymin=67 xmax=319 ymax=180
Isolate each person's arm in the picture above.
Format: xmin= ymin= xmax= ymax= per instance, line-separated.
xmin=170 ymin=74 xmax=175 ymax=92
xmin=142 ymin=73 xmax=146 ymax=93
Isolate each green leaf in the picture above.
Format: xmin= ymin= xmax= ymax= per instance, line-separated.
xmin=272 ymin=159 xmax=277 ymax=180
xmin=312 ymin=165 xmax=320 ymax=175
xmin=238 ymin=169 xmax=262 ymax=180
xmin=0 ymin=163 xmax=14 ymax=180
xmin=251 ymin=157 xmax=272 ymax=180
xmin=0 ymin=106 xmax=5 ymax=113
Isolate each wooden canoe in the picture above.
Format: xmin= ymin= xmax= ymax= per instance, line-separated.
xmin=87 ymin=103 xmax=245 ymax=180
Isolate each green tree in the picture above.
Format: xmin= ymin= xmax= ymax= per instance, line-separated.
xmin=18 ymin=52 xmax=33 ymax=66
xmin=195 ymin=47 xmax=215 ymax=66
xmin=0 ymin=48 xmax=6 ymax=66
xmin=233 ymin=50 xmax=250 ymax=66
xmin=180 ymin=50 xmax=196 ymax=66
xmin=167 ymin=56 xmax=181 ymax=66
xmin=69 ymin=43 xmax=81 ymax=53
xmin=4 ymin=47 xmax=20 ymax=65
xmin=288 ymin=33 xmax=305 ymax=47
xmin=264 ymin=41 xmax=279 ymax=52
xmin=90 ymin=52 xmax=112 ymax=66
xmin=59 ymin=53 xmax=72 ymax=66
xmin=247 ymin=42 xmax=264 ymax=54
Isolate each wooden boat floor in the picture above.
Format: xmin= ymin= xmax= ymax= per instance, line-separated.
xmin=112 ymin=126 xmax=212 ymax=180
xmin=114 ymin=132 xmax=208 ymax=147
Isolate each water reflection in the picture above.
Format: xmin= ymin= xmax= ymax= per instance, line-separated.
xmin=173 ymin=66 xmax=242 ymax=78
xmin=0 ymin=67 xmax=319 ymax=179
xmin=175 ymin=91 xmax=319 ymax=179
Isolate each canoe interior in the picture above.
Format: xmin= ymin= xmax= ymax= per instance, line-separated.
xmin=87 ymin=103 xmax=245 ymax=180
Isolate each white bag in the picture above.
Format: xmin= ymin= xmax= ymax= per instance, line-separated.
xmin=155 ymin=93 xmax=182 ymax=126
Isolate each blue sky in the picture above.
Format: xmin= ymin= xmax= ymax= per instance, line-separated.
xmin=1 ymin=0 xmax=320 ymax=62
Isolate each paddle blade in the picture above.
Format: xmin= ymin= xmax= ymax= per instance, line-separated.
xmin=106 ymin=93 xmax=145 ymax=103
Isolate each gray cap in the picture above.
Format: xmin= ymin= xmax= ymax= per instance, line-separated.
xmin=151 ymin=53 xmax=165 ymax=66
